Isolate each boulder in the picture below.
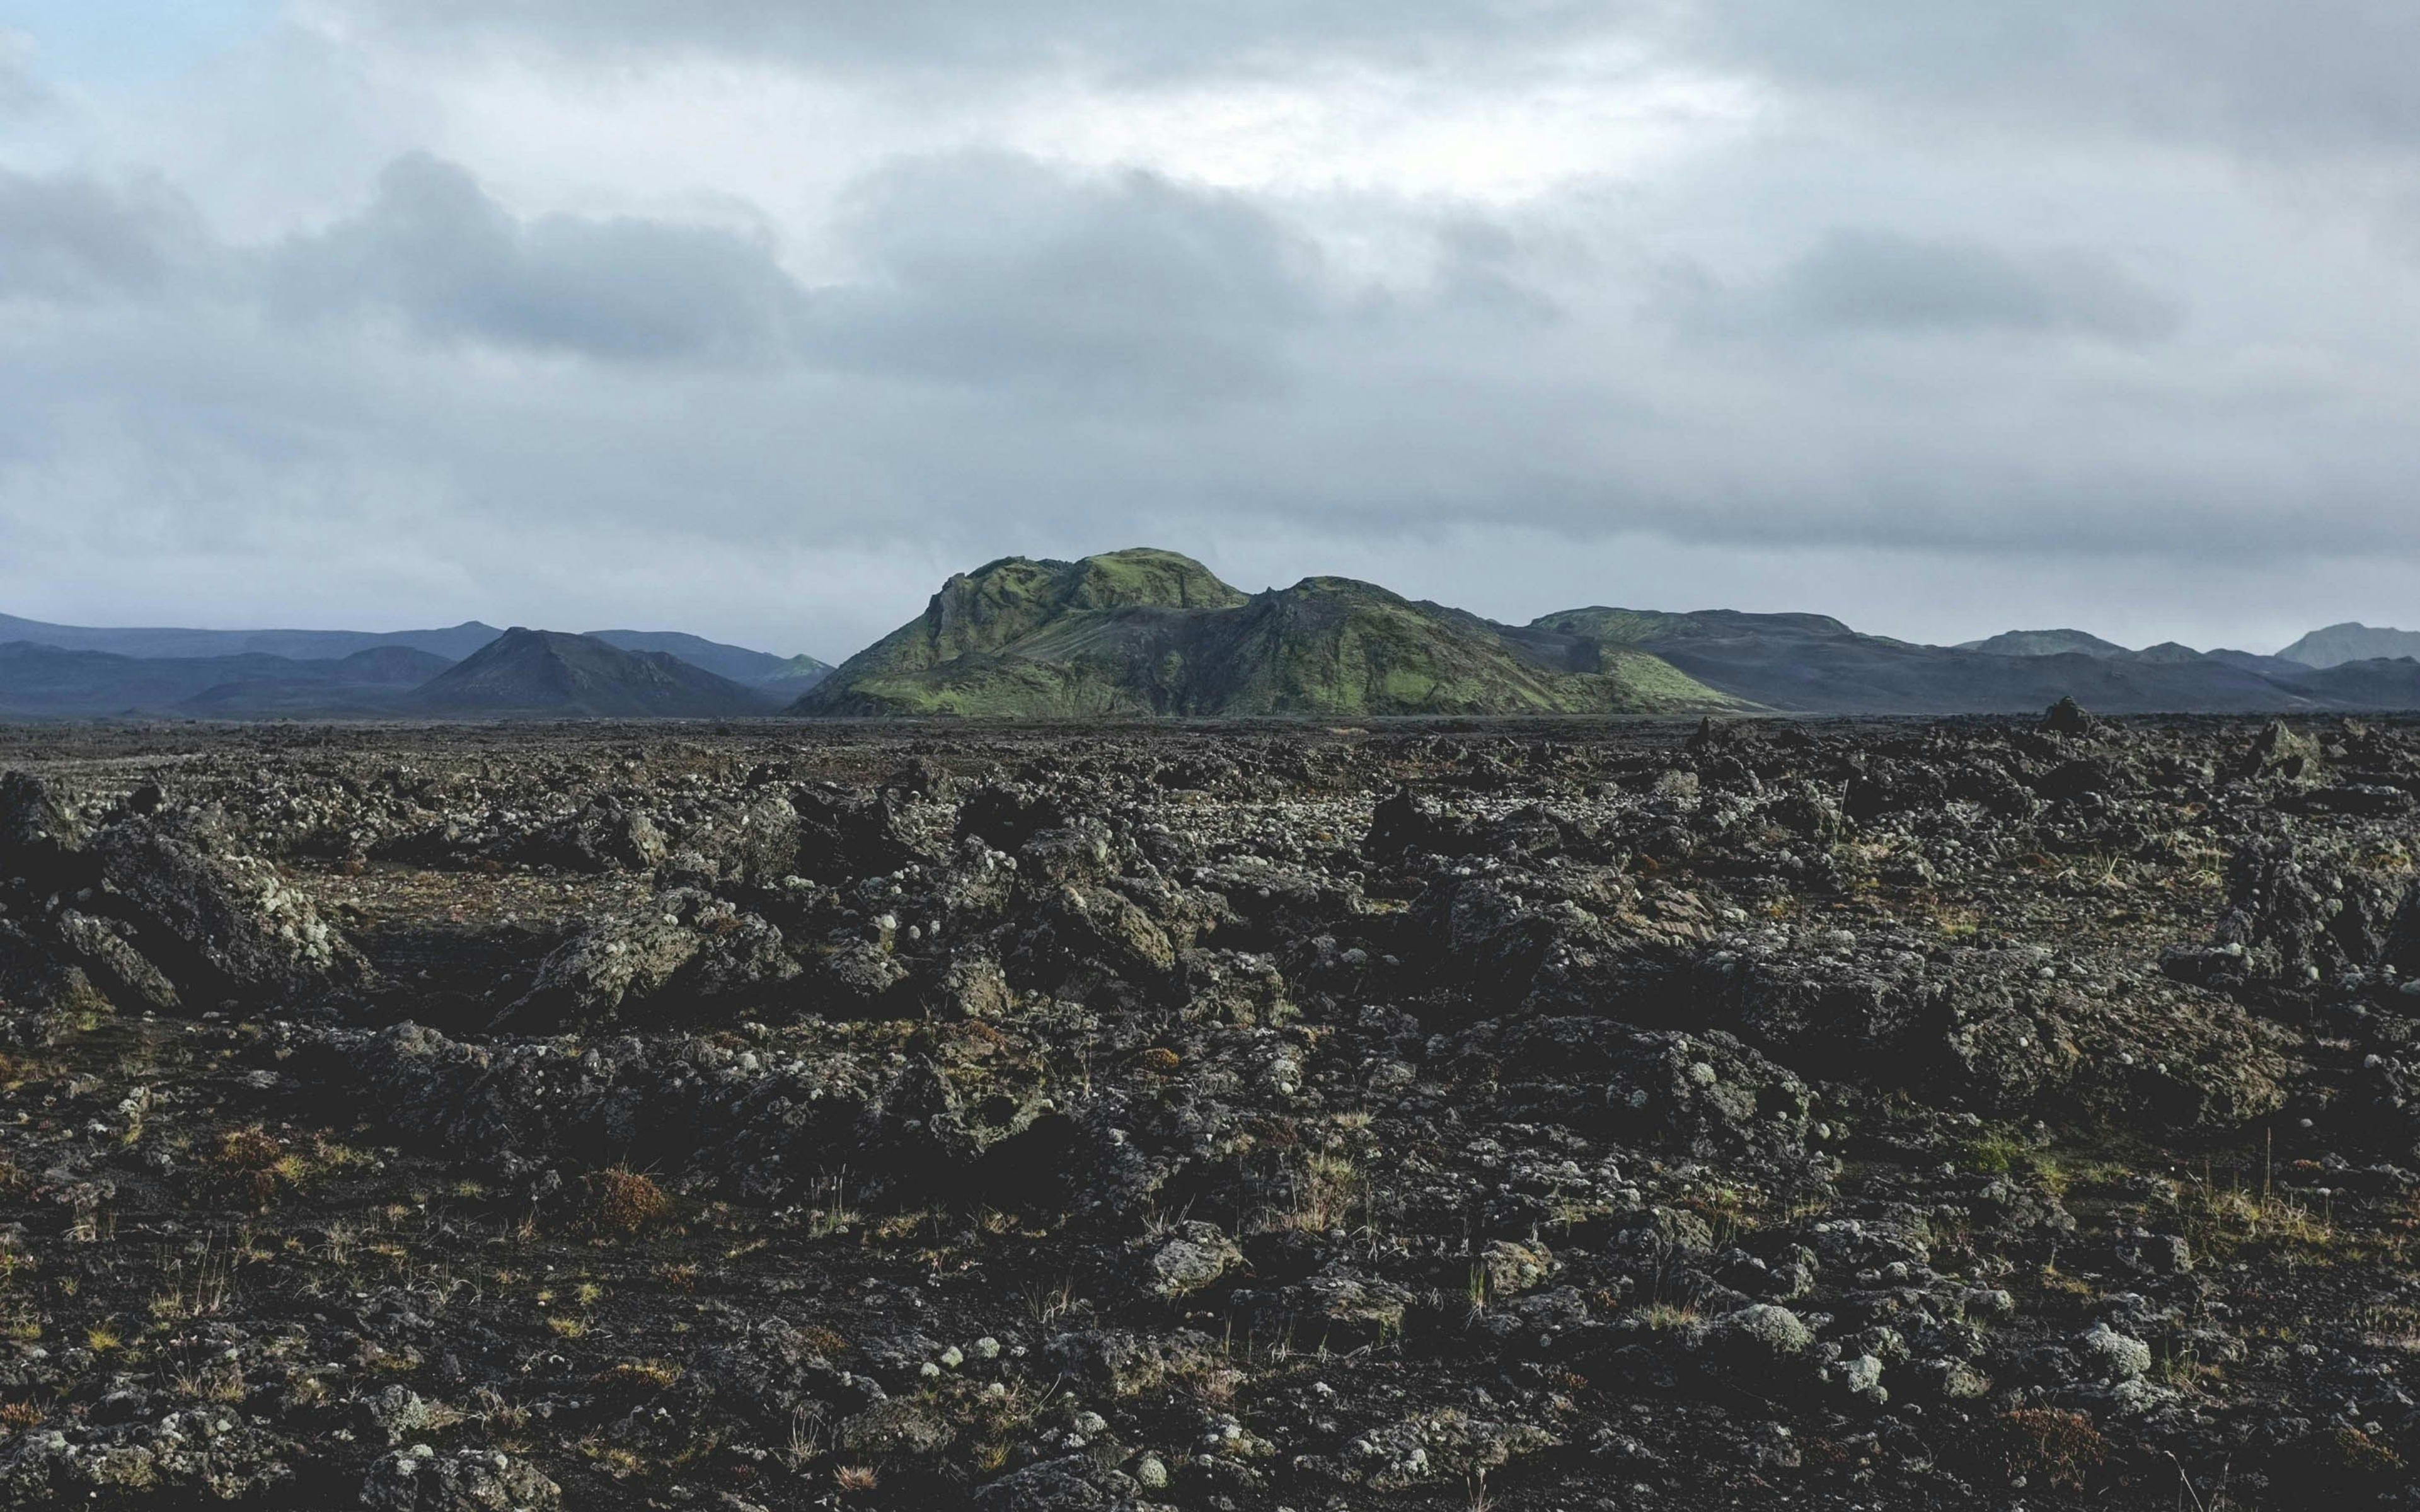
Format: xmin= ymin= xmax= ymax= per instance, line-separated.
xmin=93 ymin=818 xmax=368 ymax=1002
xmin=1134 ymin=1221 xmax=1243 ymax=1300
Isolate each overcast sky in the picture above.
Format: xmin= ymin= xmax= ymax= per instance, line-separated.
xmin=1 ymin=2 xmax=2416 ymax=658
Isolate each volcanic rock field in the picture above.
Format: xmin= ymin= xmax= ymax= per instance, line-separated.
xmin=1 ymin=711 xmax=2419 ymax=1509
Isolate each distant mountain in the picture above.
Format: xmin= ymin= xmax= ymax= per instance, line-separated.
xmin=173 ymin=647 xmax=458 ymax=716
xmin=1952 ymin=630 xmax=2266 ymax=671
xmin=0 ymin=614 xmax=500 ymax=663
xmin=794 ymin=549 xmax=1737 ymax=718
xmin=759 ymin=655 xmax=838 ymax=691
xmin=2273 ymin=656 xmax=2420 ymax=709
xmin=2206 ymin=648 xmax=2320 ymax=678
xmin=0 ymin=643 xmax=449 ymax=718
xmin=2278 ymin=623 xmax=2420 ymax=669
xmin=1533 ymin=608 xmax=2320 ymax=715
xmin=14 ymin=584 xmax=2420 ymax=722
xmin=587 ymin=630 xmax=833 ymax=689
xmin=400 ymin=629 xmax=777 ymax=718
xmin=0 ymin=613 xmax=834 ymax=693
xmin=1957 ymin=628 xmax=2134 ymax=658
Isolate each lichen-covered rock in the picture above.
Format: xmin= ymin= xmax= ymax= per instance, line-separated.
xmin=0 ymin=919 xmax=111 ymax=1029
xmin=359 ymin=1446 xmax=559 ymax=1511
xmin=91 ymin=816 xmax=368 ymax=1002
xmin=504 ymin=890 xmax=797 ymax=1028
xmin=972 ymin=1455 xmax=1137 ymax=1512
xmin=505 ymin=912 xmax=703 ymax=1028
xmin=2199 ymin=838 xmax=2412 ymax=984
xmin=1046 ymin=1329 xmax=1219 ymax=1399
xmin=1697 ymin=1303 xmax=1816 ymax=1368
xmin=1312 ymin=1410 xmax=1559 ymax=1491
xmin=360 ymin=1386 xmax=446 ymax=1447
xmin=2076 ymin=1322 xmax=2153 ymax=1383
xmin=0 ymin=770 xmax=88 ymax=887
xmin=1828 ymin=1352 xmax=1889 ymax=1407
xmin=1598 ymin=1029 xmax=1814 ymax=1159
xmin=1135 ymin=1220 xmax=1243 ymax=1299
xmin=0 ymin=1411 xmax=301 ymax=1504
xmin=544 ymin=796 xmax=666 ymax=872
xmin=50 ymin=908 xmax=179 ymax=1011
xmin=1477 ymin=1239 xmax=1554 ymax=1300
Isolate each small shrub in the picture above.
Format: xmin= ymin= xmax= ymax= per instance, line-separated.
xmin=206 ymin=1128 xmax=288 ymax=1207
xmin=1998 ymin=1407 xmax=2108 ymax=1492
xmin=1960 ymin=1131 xmax=2029 ymax=1176
xmin=2325 ymin=1425 xmax=2404 ymax=1480
xmin=794 ymin=1324 xmax=851 ymax=1358
xmin=591 ymin=1167 xmax=671 ymax=1235
xmin=200 ymin=1128 xmax=360 ymax=1208
xmin=1280 ymin=1150 xmax=1363 ymax=1233
xmin=1640 ymin=1302 xmax=1698 ymax=1332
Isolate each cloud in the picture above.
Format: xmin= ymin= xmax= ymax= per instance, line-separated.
xmin=1766 ymin=229 xmax=2184 ymax=343
xmin=0 ymin=168 xmax=207 ymax=303
xmin=265 ymin=153 xmax=812 ymax=362
xmin=337 ymin=0 xmax=1616 ymax=82
xmin=250 ymin=150 xmax=1339 ymax=397
xmin=336 ymin=0 xmax=2420 ymax=166
xmin=0 ymin=31 xmax=48 ymax=117
xmin=6 ymin=0 xmax=2420 ymax=659
xmin=1677 ymin=2 xmax=2420 ymax=158
xmin=810 ymin=152 xmax=1329 ymax=400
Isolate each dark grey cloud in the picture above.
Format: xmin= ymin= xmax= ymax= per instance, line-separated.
xmin=269 ymin=154 xmax=811 ymax=362
xmin=0 ymin=169 xmax=204 ymax=303
xmin=254 ymin=151 xmax=1334 ymax=397
xmin=1681 ymin=2 xmax=2420 ymax=155
xmin=1770 ymin=229 xmax=2184 ymax=343
xmin=813 ymin=152 xmax=1327 ymax=400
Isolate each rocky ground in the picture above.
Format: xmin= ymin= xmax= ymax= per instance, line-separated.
xmin=1 ymin=709 xmax=2419 ymax=1509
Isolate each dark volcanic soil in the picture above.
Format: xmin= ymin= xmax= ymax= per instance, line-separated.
xmin=2 ymin=712 xmax=2419 ymax=1510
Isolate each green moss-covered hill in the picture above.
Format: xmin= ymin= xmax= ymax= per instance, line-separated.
xmin=792 ymin=549 xmax=1743 ymax=718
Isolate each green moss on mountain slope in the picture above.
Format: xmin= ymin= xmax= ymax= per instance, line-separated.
xmin=796 ymin=550 xmax=1743 ymax=718
xmin=1528 ymin=607 xmax=1701 ymax=646
xmin=1182 ymin=576 xmax=1726 ymax=716
xmin=857 ymin=548 xmax=1248 ymax=677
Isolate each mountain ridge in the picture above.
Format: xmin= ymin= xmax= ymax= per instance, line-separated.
xmin=797 ymin=550 xmax=2420 ymax=719
xmin=1956 ymin=628 xmax=2133 ymax=658
xmin=0 ymin=614 xmax=503 ymax=663
xmin=1552 ymin=606 xmax=2366 ymax=714
xmin=585 ymin=630 xmax=833 ymax=689
xmin=0 ymin=643 xmax=451 ymax=718
xmin=401 ymin=630 xmax=778 ymax=718
xmin=794 ymin=550 xmax=1740 ymax=718
xmin=2278 ymin=622 xmax=2420 ymax=669
xmin=8 ymin=571 xmax=2420 ymax=719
